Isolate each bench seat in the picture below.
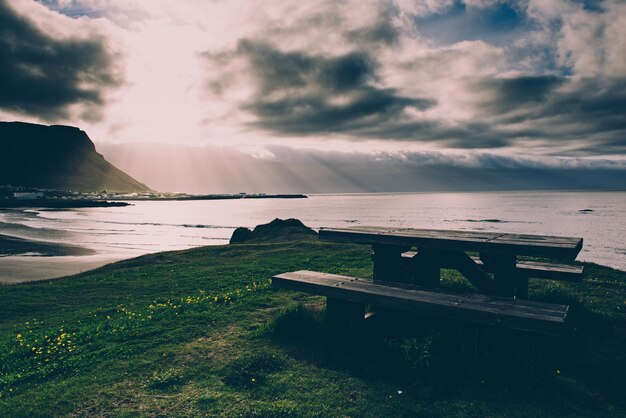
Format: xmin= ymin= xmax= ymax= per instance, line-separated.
xmin=273 ymin=270 xmax=569 ymax=335
xmin=401 ymin=251 xmax=583 ymax=282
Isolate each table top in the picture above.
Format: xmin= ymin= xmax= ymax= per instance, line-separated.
xmin=319 ymin=226 xmax=583 ymax=259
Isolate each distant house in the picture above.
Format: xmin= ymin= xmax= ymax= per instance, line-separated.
xmin=13 ymin=192 xmax=44 ymax=200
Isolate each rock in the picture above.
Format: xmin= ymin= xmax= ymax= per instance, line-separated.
xmin=229 ymin=227 xmax=252 ymax=244
xmin=229 ymin=219 xmax=317 ymax=244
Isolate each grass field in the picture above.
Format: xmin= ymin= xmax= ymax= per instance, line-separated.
xmin=0 ymin=230 xmax=625 ymax=417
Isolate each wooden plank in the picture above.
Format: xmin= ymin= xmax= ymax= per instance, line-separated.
xmin=514 ymin=260 xmax=583 ymax=281
xmin=467 ymin=255 xmax=582 ymax=281
xmin=488 ymin=234 xmax=583 ymax=259
xmin=273 ymin=271 xmax=569 ymax=335
xmin=274 ymin=271 xmax=568 ymax=316
xmin=319 ymin=227 xmax=583 ymax=259
xmin=371 ymin=277 xmax=567 ymax=314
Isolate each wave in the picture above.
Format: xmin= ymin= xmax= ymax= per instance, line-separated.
xmin=82 ymin=219 xmax=237 ymax=229
xmin=445 ymin=219 xmax=538 ymax=224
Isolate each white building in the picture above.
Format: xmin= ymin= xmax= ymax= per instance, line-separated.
xmin=13 ymin=192 xmax=44 ymax=200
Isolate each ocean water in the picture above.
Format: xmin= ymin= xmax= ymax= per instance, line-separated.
xmin=1 ymin=191 xmax=624 ymax=282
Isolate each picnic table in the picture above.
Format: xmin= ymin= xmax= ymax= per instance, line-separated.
xmin=318 ymin=226 xmax=583 ymax=298
xmin=273 ymin=226 xmax=584 ymax=335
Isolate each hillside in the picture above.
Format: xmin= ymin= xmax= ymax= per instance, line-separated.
xmin=0 ymin=122 xmax=150 ymax=192
xmin=0 ymin=223 xmax=624 ymax=416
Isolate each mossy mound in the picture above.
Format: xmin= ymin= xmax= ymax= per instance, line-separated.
xmin=229 ymin=218 xmax=317 ymax=244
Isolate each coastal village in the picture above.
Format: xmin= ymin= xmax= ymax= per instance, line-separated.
xmin=0 ymin=185 xmax=306 ymax=207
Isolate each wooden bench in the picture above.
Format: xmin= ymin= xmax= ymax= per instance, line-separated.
xmin=273 ymin=270 xmax=569 ymax=335
xmin=400 ymin=251 xmax=583 ymax=282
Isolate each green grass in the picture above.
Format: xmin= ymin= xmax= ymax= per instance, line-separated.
xmin=0 ymin=238 xmax=624 ymax=417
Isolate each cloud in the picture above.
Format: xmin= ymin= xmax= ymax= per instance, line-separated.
xmin=476 ymin=75 xmax=566 ymax=114
xmin=194 ymin=0 xmax=626 ymax=157
xmin=345 ymin=12 xmax=400 ymax=46
xmin=3 ymin=0 xmax=624 ymax=170
xmin=471 ymin=76 xmax=626 ymax=154
xmin=100 ymin=141 xmax=626 ymax=194
xmin=207 ymin=39 xmax=436 ymax=136
xmin=0 ymin=0 xmax=121 ymax=121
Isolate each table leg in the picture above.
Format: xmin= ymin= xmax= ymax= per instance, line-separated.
xmin=515 ymin=274 xmax=529 ymax=299
xmin=412 ymin=247 xmax=441 ymax=288
xmin=479 ymin=252 xmax=517 ymax=297
xmin=372 ymin=244 xmax=410 ymax=283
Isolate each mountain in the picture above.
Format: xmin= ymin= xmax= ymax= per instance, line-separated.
xmin=0 ymin=122 xmax=150 ymax=192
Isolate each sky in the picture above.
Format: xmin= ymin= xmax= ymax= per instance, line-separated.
xmin=0 ymin=0 xmax=625 ymax=192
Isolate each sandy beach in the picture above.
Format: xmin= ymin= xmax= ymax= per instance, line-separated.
xmin=0 ymin=233 xmax=117 ymax=284
xmin=0 ymin=254 xmax=121 ymax=284
xmin=0 ymin=233 xmax=95 ymax=257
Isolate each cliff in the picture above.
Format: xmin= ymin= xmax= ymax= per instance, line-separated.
xmin=0 ymin=122 xmax=150 ymax=192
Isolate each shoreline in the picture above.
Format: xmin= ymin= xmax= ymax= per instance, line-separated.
xmin=114 ymin=193 xmax=308 ymax=201
xmin=0 ymin=200 xmax=130 ymax=209
xmin=0 ymin=194 xmax=307 ymax=209
xmin=2 ymin=239 xmax=624 ymax=285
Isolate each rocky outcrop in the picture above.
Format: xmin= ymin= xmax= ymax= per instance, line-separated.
xmin=229 ymin=219 xmax=317 ymax=244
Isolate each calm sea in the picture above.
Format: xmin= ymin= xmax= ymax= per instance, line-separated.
xmin=1 ymin=191 xmax=625 ymax=282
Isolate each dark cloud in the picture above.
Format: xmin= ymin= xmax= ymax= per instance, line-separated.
xmin=237 ymin=41 xmax=377 ymax=93
xmin=478 ymin=75 xmax=565 ymax=114
xmin=337 ymin=72 xmax=626 ymax=153
xmin=225 ymin=40 xmax=436 ymax=135
xmin=0 ymin=1 xmax=120 ymax=120
xmin=540 ymin=79 xmax=626 ymax=130
xmin=343 ymin=119 xmax=513 ymax=149
xmin=247 ymin=87 xmax=434 ymax=135
xmin=479 ymin=76 xmax=626 ymax=153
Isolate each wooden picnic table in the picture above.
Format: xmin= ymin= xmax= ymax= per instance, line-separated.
xmin=319 ymin=226 xmax=583 ymax=299
xmin=273 ymin=226 xmax=584 ymax=335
